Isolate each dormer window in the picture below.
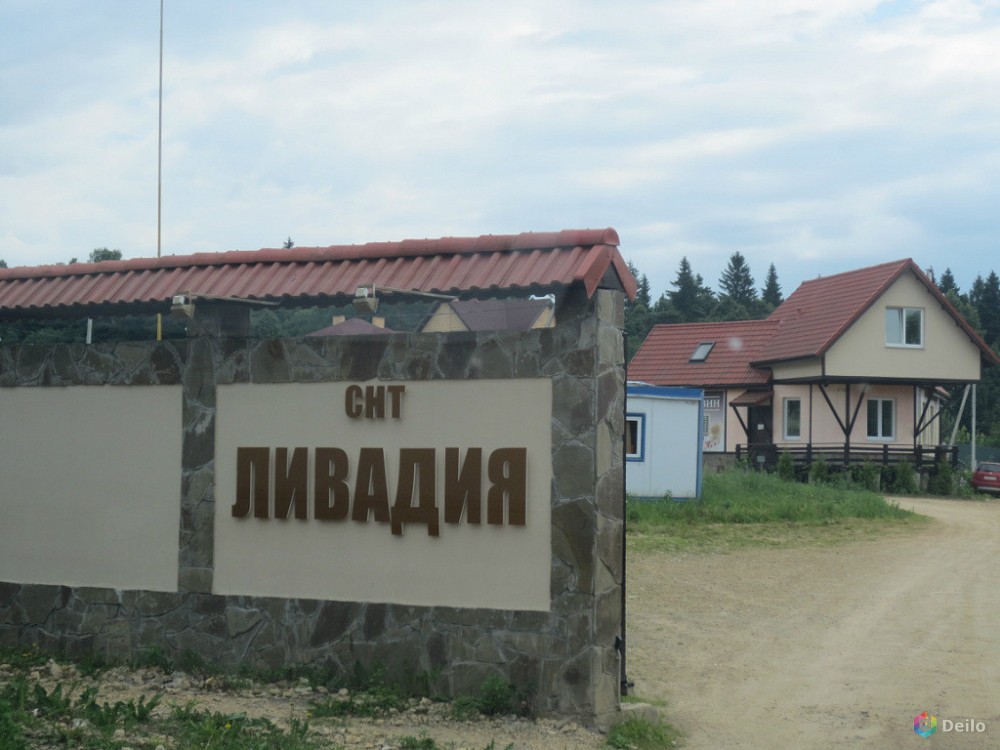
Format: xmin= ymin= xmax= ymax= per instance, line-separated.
xmin=885 ymin=307 xmax=923 ymax=347
xmin=690 ymin=342 xmax=715 ymax=362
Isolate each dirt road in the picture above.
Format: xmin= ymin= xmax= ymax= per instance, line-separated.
xmin=627 ymin=497 xmax=1000 ymax=749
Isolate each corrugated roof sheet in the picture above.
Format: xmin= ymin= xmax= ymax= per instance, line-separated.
xmin=628 ymin=320 xmax=777 ymax=387
xmin=0 ymin=228 xmax=636 ymax=320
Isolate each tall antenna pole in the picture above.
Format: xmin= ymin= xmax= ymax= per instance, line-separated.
xmin=156 ymin=0 xmax=164 ymax=340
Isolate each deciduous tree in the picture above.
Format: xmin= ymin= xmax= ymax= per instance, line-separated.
xmin=88 ymin=248 xmax=122 ymax=263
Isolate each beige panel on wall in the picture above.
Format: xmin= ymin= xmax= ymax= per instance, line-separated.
xmin=0 ymin=386 xmax=182 ymax=591
xmin=213 ymin=379 xmax=553 ymax=611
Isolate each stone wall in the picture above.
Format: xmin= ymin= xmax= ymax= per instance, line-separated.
xmin=0 ymin=286 xmax=626 ymax=726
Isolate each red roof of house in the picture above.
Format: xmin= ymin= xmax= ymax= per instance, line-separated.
xmin=759 ymin=258 xmax=997 ymax=365
xmin=0 ymin=228 xmax=635 ymax=320
xmin=630 ymin=258 xmax=998 ymax=387
xmin=628 ymin=320 xmax=777 ymax=387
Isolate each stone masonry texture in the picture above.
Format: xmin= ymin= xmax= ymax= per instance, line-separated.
xmin=0 ymin=286 xmax=627 ymax=727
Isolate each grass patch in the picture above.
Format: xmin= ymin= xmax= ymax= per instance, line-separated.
xmin=606 ymin=716 xmax=681 ymax=749
xmin=309 ymin=684 xmax=406 ymax=719
xmin=450 ymin=675 xmax=525 ymax=719
xmin=627 ymin=469 xmax=929 ymax=552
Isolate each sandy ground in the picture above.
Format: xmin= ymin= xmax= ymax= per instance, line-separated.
xmin=627 ymin=497 xmax=1000 ymax=749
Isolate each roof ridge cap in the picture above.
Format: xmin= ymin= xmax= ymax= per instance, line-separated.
xmin=0 ymin=228 xmax=621 ymax=281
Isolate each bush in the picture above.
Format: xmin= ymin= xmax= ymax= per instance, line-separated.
xmin=850 ymin=461 xmax=881 ymax=492
xmin=883 ymin=461 xmax=918 ymax=494
xmin=0 ymin=699 xmax=27 ymax=750
xmin=776 ymin=451 xmax=795 ymax=482
xmin=808 ymin=457 xmax=831 ymax=485
xmin=927 ymin=460 xmax=954 ymax=496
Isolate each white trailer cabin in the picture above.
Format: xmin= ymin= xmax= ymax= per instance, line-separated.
xmin=626 ymin=383 xmax=703 ymax=500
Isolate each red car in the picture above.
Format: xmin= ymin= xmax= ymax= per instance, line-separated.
xmin=971 ymin=461 xmax=1000 ymax=495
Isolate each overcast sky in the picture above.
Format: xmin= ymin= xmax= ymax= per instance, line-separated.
xmin=2 ymin=0 xmax=1000 ymax=300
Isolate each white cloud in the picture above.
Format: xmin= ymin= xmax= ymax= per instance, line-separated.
xmin=3 ymin=0 xmax=1000 ymax=298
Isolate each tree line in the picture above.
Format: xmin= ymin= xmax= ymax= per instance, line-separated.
xmin=624 ymin=252 xmax=1000 ymax=448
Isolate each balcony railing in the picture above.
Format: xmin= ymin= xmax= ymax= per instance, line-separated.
xmin=735 ymin=443 xmax=958 ymax=470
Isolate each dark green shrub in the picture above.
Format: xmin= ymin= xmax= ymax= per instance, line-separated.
xmin=808 ymin=456 xmax=831 ymax=485
xmin=850 ymin=461 xmax=881 ymax=492
xmin=776 ymin=451 xmax=795 ymax=482
xmin=0 ymin=698 xmax=27 ymax=750
xmin=884 ymin=461 xmax=918 ymax=494
xmin=476 ymin=675 xmax=518 ymax=716
xmin=927 ymin=460 xmax=954 ymax=496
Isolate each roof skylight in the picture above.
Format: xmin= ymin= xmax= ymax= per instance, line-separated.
xmin=690 ymin=342 xmax=715 ymax=362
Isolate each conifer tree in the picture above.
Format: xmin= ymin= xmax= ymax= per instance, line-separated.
xmin=761 ymin=263 xmax=783 ymax=307
xmin=719 ymin=251 xmax=757 ymax=305
xmin=937 ymin=268 xmax=958 ymax=297
xmin=668 ymin=257 xmax=713 ymax=322
xmin=971 ymin=271 xmax=1000 ymax=347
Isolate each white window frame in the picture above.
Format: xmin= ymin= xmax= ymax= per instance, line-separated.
xmin=867 ymin=397 xmax=895 ymax=441
xmin=885 ymin=307 xmax=924 ymax=348
xmin=783 ymin=398 xmax=802 ymax=441
xmin=625 ymin=413 xmax=645 ymax=461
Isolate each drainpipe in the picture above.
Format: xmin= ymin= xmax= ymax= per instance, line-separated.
xmin=972 ymin=384 xmax=977 ymax=468
xmin=619 ymin=334 xmax=630 ymax=696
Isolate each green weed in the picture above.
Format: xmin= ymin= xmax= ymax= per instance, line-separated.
xmin=309 ymin=685 xmax=405 ymax=718
xmin=606 ymin=716 xmax=680 ymax=749
xmin=0 ymin=698 xmax=27 ymax=750
xmin=399 ymin=735 xmax=440 ymax=750
xmin=450 ymin=675 xmax=525 ymax=719
xmin=168 ymin=704 xmax=313 ymax=750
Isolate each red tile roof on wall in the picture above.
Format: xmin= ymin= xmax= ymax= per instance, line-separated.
xmin=630 ymin=258 xmax=998 ymax=387
xmin=628 ymin=320 xmax=777 ymax=387
xmin=0 ymin=228 xmax=636 ymax=320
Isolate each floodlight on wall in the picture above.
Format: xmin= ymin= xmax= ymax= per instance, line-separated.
xmin=170 ymin=294 xmax=195 ymax=319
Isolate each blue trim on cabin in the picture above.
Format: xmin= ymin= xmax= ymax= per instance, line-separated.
xmin=627 ymin=384 xmax=703 ymax=400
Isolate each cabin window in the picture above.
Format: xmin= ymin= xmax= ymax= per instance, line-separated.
xmin=625 ymin=414 xmax=645 ymax=461
xmin=885 ymin=307 xmax=923 ymax=347
xmin=867 ymin=398 xmax=895 ymax=440
xmin=783 ymin=398 xmax=802 ymax=440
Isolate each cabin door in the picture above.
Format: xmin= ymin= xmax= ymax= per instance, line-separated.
xmin=747 ymin=404 xmax=773 ymax=446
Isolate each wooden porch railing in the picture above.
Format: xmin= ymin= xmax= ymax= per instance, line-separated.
xmin=735 ymin=443 xmax=959 ymax=470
